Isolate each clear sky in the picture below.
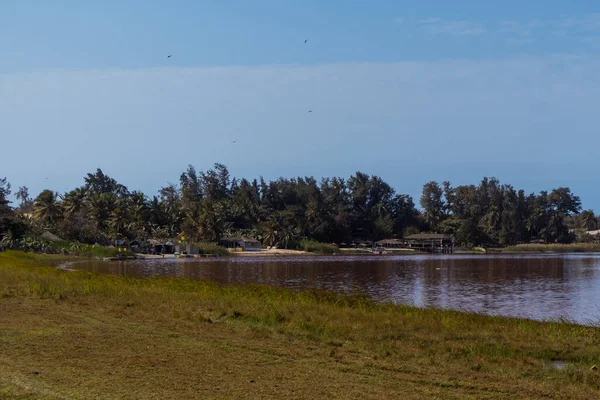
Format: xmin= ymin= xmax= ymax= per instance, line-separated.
xmin=2 ymin=1 xmax=600 ymax=209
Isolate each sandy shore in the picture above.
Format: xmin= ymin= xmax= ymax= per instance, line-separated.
xmin=231 ymin=248 xmax=309 ymax=256
xmin=138 ymin=248 xmax=424 ymax=258
xmin=135 ymin=249 xmax=311 ymax=258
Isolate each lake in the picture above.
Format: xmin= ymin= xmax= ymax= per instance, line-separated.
xmin=74 ymin=254 xmax=600 ymax=325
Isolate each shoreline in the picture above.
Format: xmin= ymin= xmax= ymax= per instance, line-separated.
xmin=120 ymin=249 xmax=600 ymax=260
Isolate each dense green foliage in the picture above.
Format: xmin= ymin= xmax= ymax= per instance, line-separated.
xmin=300 ymin=239 xmax=339 ymax=254
xmin=420 ymin=179 xmax=585 ymax=246
xmin=0 ymin=166 xmax=595 ymax=250
xmin=5 ymin=235 xmax=129 ymax=257
xmin=192 ymin=242 xmax=230 ymax=256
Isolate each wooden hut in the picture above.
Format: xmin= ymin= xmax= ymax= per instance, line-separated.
xmin=402 ymin=233 xmax=454 ymax=254
xmin=374 ymin=239 xmax=405 ymax=249
xmin=149 ymin=239 xmax=175 ymax=254
xmin=129 ymin=240 xmax=141 ymax=253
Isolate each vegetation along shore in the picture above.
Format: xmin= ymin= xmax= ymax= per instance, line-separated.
xmin=1 ymin=251 xmax=600 ymax=399
xmin=2 ymin=165 xmax=600 ymax=257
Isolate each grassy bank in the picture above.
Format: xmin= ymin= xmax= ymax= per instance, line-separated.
xmin=300 ymin=239 xmax=339 ymax=254
xmin=1 ymin=251 xmax=600 ymax=399
xmin=501 ymin=243 xmax=600 ymax=253
xmin=5 ymin=235 xmax=134 ymax=258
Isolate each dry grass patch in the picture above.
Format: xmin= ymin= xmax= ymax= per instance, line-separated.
xmin=1 ymin=251 xmax=599 ymax=399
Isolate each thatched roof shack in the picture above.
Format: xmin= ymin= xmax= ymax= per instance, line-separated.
xmin=376 ymin=234 xmax=454 ymax=253
xmin=219 ymin=237 xmax=262 ymax=252
xmin=349 ymin=240 xmax=373 ymax=248
xmin=374 ymin=239 xmax=404 ymax=248
xmin=403 ymin=233 xmax=454 ymax=253
xmin=404 ymin=233 xmax=454 ymax=242
xmin=147 ymin=239 xmax=175 ymax=254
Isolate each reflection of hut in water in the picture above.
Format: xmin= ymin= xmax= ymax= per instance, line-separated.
xmin=218 ymin=237 xmax=262 ymax=252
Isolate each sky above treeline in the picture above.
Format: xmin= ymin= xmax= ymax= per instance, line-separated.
xmin=2 ymin=1 xmax=600 ymax=210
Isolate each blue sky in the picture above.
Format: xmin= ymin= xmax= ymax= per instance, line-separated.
xmin=2 ymin=1 xmax=600 ymax=210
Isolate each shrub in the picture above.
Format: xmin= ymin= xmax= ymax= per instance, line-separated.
xmin=193 ymin=242 xmax=230 ymax=256
xmin=502 ymin=243 xmax=600 ymax=253
xmin=300 ymin=240 xmax=338 ymax=254
xmin=8 ymin=235 xmax=132 ymax=258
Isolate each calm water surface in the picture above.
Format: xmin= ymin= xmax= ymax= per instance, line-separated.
xmin=74 ymin=254 xmax=600 ymax=325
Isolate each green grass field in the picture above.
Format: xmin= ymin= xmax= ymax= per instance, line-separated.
xmin=1 ymin=251 xmax=600 ymax=399
xmin=501 ymin=243 xmax=600 ymax=253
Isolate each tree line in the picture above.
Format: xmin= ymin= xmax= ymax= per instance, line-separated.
xmin=0 ymin=165 xmax=595 ymax=250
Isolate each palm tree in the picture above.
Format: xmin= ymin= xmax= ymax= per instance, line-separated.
xmin=193 ymin=200 xmax=227 ymax=242
xmin=278 ymin=224 xmax=300 ymax=249
xmin=108 ymin=206 xmax=130 ymax=239
xmin=478 ymin=206 xmax=500 ymax=240
xmin=33 ymin=190 xmax=62 ymax=227
xmin=581 ymin=210 xmax=597 ymax=231
xmin=62 ymin=188 xmax=86 ymax=217
xmin=260 ymin=219 xmax=278 ymax=247
xmin=86 ymin=193 xmax=117 ymax=231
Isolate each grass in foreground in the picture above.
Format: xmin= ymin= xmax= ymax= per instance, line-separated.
xmin=501 ymin=243 xmax=600 ymax=253
xmin=1 ymin=251 xmax=600 ymax=399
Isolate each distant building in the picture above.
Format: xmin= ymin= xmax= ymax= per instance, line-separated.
xmin=114 ymin=239 xmax=129 ymax=248
xmin=374 ymin=239 xmax=404 ymax=249
xmin=129 ymin=240 xmax=141 ymax=252
xmin=218 ymin=237 xmax=262 ymax=252
xmin=351 ymin=240 xmax=373 ymax=248
xmin=148 ymin=239 xmax=175 ymax=254
xmin=404 ymin=233 xmax=454 ymax=253
xmin=376 ymin=234 xmax=454 ymax=254
xmin=585 ymin=230 xmax=600 ymax=243
xmin=185 ymin=244 xmax=201 ymax=255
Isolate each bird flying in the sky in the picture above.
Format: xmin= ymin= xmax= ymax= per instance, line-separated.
xmin=308 ymin=110 xmax=312 ymax=113
xmin=167 ymin=55 xmax=172 ymax=59
xmin=304 ymin=39 xmax=308 ymax=43
xmin=232 ymin=140 xmax=237 ymax=143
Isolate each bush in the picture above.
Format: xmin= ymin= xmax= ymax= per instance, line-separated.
xmin=502 ymin=243 xmax=600 ymax=253
xmin=7 ymin=235 xmax=132 ymax=258
xmin=300 ymin=240 xmax=338 ymax=254
xmin=17 ymin=236 xmax=58 ymax=254
xmin=79 ymin=245 xmax=133 ymax=258
xmin=193 ymin=242 xmax=230 ymax=256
